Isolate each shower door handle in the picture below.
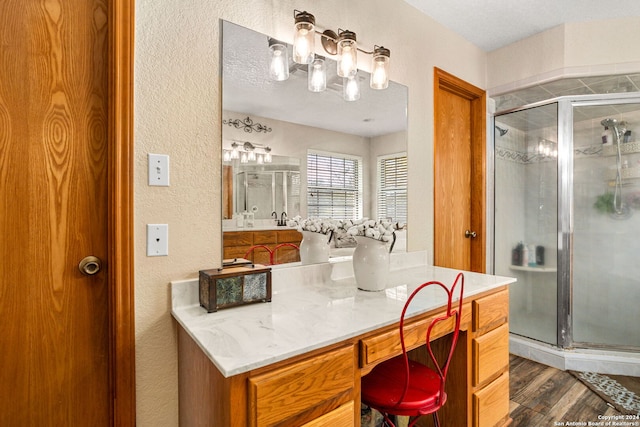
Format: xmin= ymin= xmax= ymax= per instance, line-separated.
xmin=465 ymin=230 xmax=477 ymax=239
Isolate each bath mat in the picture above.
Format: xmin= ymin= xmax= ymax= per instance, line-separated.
xmin=570 ymin=371 xmax=640 ymax=415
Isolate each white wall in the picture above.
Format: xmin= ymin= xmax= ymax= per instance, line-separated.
xmin=134 ymin=0 xmax=486 ymax=425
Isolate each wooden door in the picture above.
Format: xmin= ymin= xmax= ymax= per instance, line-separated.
xmin=433 ymin=68 xmax=486 ymax=272
xmin=0 ymin=0 xmax=135 ymax=425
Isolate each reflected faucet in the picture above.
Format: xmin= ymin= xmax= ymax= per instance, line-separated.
xmin=271 ymin=211 xmax=278 ymax=223
xmin=278 ymin=212 xmax=287 ymax=226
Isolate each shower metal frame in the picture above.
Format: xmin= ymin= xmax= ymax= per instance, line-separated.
xmin=494 ymin=91 xmax=640 ymax=352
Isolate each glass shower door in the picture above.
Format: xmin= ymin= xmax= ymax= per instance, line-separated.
xmin=494 ymin=103 xmax=559 ymax=345
xmin=571 ymin=101 xmax=640 ymax=349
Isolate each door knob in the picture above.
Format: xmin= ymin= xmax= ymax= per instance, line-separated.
xmin=79 ymin=256 xmax=102 ymax=275
xmin=465 ymin=230 xmax=477 ymax=239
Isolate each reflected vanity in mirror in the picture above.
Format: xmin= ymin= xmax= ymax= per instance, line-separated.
xmin=221 ymin=20 xmax=408 ymax=265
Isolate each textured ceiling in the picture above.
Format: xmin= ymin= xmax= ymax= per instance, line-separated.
xmin=403 ymin=0 xmax=640 ymax=52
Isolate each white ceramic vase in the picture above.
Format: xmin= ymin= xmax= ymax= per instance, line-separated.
xmin=352 ymin=236 xmax=390 ymax=291
xmin=299 ymin=231 xmax=331 ymax=265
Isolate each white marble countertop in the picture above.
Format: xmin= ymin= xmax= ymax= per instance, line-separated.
xmin=171 ymin=252 xmax=516 ymax=378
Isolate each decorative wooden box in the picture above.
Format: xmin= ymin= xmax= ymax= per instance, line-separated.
xmin=199 ymin=264 xmax=272 ymax=313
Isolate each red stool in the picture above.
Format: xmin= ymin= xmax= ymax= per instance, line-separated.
xmin=361 ymin=272 xmax=464 ymax=427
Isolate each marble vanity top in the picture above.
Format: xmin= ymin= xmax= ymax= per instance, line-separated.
xmin=171 ymin=252 xmax=516 ymax=377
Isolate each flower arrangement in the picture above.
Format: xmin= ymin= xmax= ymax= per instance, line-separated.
xmin=286 ymin=215 xmax=338 ymax=234
xmin=341 ymin=219 xmax=397 ymax=242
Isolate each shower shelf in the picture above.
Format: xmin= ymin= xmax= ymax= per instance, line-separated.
xmin=509 ymin=265 xmax=557 ymax=273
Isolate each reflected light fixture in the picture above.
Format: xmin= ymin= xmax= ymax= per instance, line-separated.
xmin=291 ymin=10 xmax=391 ymax=92
xmin=537 ymin=138 xmax=558 ymax=158
xmin=224 ymin=141 xmax=273 ymax=164
xmin=268 ymin=38 xmax=289 ymax=81
xmin=343 ymin=76 xmax=360 ymax=102
xmin=308 ymin=56 xmax=326 ymax=92
xmin=293 ymin=11 xmax=315 ymax=64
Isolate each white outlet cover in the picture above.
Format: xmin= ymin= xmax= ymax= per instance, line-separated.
xmin=147 ymin=224 xmax=168 ymax=256
xmin=148 ymin=153 xmax=170 ymax=186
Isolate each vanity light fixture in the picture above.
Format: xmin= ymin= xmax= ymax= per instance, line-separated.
xmin=293 ymin=10 xmax=391 ymax=90
xmin=224 ymin=141 xmax=272 ymax=164
xmin=268 ymin=38 xmax=290 ymax=81
xmin=370 ymin=46 xmax=390 ymax=90
xmin=336 ymin=30 xmax=357 ymax=78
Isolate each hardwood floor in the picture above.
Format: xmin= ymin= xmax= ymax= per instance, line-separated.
xmin=509 ymin=354 xmax=622 ymax=426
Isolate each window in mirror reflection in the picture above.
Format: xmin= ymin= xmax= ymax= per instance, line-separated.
xmin=307 ymin=150 xmax=362 ymax=219
xmin=377 ymin=153 xmax=408 ymax=223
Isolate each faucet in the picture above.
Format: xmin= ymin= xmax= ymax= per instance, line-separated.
xmin=278 ymin=212 xmax=287 ymax=226
xmin=271 ymin=211 xmax=278 ymax=224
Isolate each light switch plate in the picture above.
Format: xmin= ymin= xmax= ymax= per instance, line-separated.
xmin=148 ymin=153 xmax=170 ymax=186
xmin=147 ymin=224 xmax=168 ymax=256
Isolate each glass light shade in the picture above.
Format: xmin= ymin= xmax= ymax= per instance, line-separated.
xmin=308 ymin=57 xmax=326 ymax=92
xmin=257 ymin=154 xmax=264 ymax=164
xmin=337 ymin=31 xmax=357 ymax=77
xmin=343 ymin=76 xmax=360 ymax=102
xmin=248 ymin=150 xmax=256 ymax=161
xmin=223 ymin=150 xmax=231 ymax=162
xmin=230 ymin=144 xmax=239 ymax=159
xmin=240 ymin=152 xmax=248 ymax=163
xmin=370 ymin=47 xmax=390 ymax=90
xmin=264 ymin=151 xmax=272 ymax=163
xmin=269 ymin=41 xmax=289 ymax=81
xmin=293 ymin=12 xmax=315 ymax=64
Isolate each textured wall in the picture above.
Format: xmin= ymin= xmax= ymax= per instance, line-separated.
xmin=487 ymin=16 xmax=640 ymax=94
xmin=134 ymin=0 xmax=486 ymax=425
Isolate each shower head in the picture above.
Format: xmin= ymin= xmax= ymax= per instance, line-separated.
xmin=495 ymin=125 xmax=508 ymax=136
xmin=601 ymin=118 xmax=619 ymax=128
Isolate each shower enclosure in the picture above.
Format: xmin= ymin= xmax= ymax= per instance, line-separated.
xmin=493 ymin=81 xmax=640 ymax=366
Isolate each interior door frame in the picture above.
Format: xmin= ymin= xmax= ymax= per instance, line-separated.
xmin=433 ymin=67 xmax=486 ymax=272
xmin=109 ymin=0 xmax=136 ymax=424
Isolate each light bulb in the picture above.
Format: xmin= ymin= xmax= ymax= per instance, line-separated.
xmin=344 ymin=76 xmax=360 ymax=102
xmin=269 ymin=40 xmax=289 ymax=81
xmin=337 ymin=31 xmax=357 ymax=77
xmin=293 ymin=11 xmax=315 ymax=64
xmin=370 ymin=47 xmax=390 ymax=90
xmin=308 ymin=57 xmax=326 ymax=92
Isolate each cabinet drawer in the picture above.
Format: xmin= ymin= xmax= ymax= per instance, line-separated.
xmin=277 ymin=229 xmax=302 ymax=243
xmin=249 ymin=346 xmax=355 ymax=427
xmin=223 ymin=245 xmax=252 ymax=260
xmin=472 ymin=323 xmax=509 ymax=387
xmin=360 ymin=304 xmax=470 ymax=368
xmin=254 ymin=231 xmax=278 ymax=244
xmin=473 ymin=372 xmax=510 ymax=427
xmin=473 ymin=289 xmax=508 ymax=334
xmin=223 ymin=231 xmax=254 ymax=247
xmin=301 ymin=401 xmax=354 ymax=427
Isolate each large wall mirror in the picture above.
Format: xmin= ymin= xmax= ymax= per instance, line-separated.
xmin=221 ymin=20 xmax=408 ymax=264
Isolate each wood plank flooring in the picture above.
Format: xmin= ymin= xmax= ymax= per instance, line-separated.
xmin=509 ymin=354 xmax=623 ymax=426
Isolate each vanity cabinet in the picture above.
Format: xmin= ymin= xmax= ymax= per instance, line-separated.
xmin=178 ymin=327 xmax=359 ymax=427
xmin=223 ymin=230 xmax=302 ymax=264
xmin=177 ymin=286 xmax=511 ymax=427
